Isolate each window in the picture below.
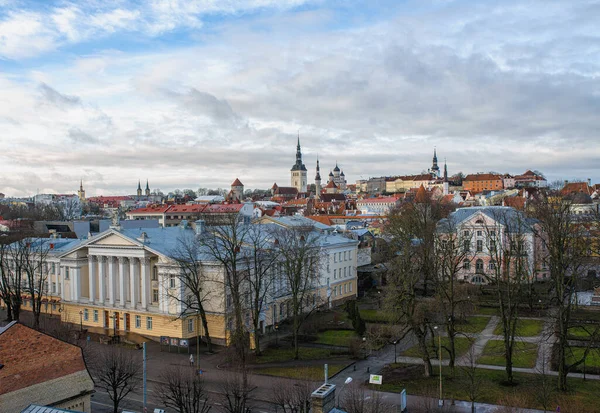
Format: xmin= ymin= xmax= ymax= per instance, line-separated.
xmin=344 ymin=267 xmax=347 ymax=277
xmin=334 ymin=269 xmax=337 ymax=279
xmin=146 ymin=317 xmax=153 ymax=330
xmin=83 ymin=309 xmax=89 ymax=321
xmin=463 ymin=240 xmax=470 ymax=252
xmin=152 ymin=289 xmax=159 ymax=302
xmin=344 ymin=251 xmax=347 ymax=261
xmin=152 ymin=267 xmax=158 ymax=281
xmin=334 ymin=254 xmax=337 ymax=263
xmin=349 ymin=282 xmax=353 ymax=292
xmin=339 ymin=252 xmax=342 ymax=261
xmin=463 ymin=260 xmax=470 ymax=270
xmin=326 ymin=277 xmax=330 ymax=286
xmin=333 ymin=286 xmax=337 ymax=297
xmin=93 ymin=310 xmax=98 ymax=322
xmin=490 ymin=230 xmax=496 ymax=238
xmin=52 ymin=263 xmax=56 ymax=274
xmin=463 ymin=230 xmax=469 ymax=237
xmin=52 ymin=282 xmax=56 ymax=293
xmin=490 ymin=240 xmax=496 ymax=250
xmin=489 ymin=261 xmax=496 ymax=270
xmin=169 ymin=276 xmax=176 ymax=288
xmin=344 ymin=284 xmax=347 ymax=294
xmin=188 ymin=318 xmax=194 ymax=332
xmin=476 ymin=259 xmax=484 ymax=273
xmin=65 ymin=267 xmax=69 ymax=280
xmin=279 ymin=304 xmax=284 ymax=316
xmin=476 ymin=240 xmax=483 ymax=252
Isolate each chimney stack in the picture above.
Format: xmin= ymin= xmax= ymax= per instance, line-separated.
xmin=311 ymin=383 xmax=336 ymax=413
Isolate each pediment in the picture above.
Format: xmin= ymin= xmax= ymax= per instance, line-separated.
xmin=90 ymin=233 xmax=139 ymax=247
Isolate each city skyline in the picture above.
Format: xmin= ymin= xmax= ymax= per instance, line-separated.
xmin=1 ymin=0 xmax=599 ymax=196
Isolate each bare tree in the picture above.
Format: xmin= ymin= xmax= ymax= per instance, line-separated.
xmin=169 ymin=229 xmax=216 ymax=353
xmin=270 ymin=379 xmax=313 ymax=413
xmin=460 ymin=338 xmax=481 ymax=413
xmin=0 ymin=242 xmax=15 ymax=321
xmin=219 ymin=372 xmax=254 ymax=413
xmin=242 ymin=224 xmax=279 ymax=355
xmin=480 ymin=208 xmax=533 ymax=385
xmin=21 ymin=238 xmax=51 ymax=329
xmin=92 ymin=346 xmax=142 ymax=413
xmin=199 ymin=212 xmax=251 ymax=363
xmin=342 ymin=382 xmax=393 ymax=413
xmin=529 ymin=193 xmax=598 ymax=391
xmin=1 ymin=238 xmax=27 ymax=321
xmin=434 ymin=217 xmax=476 ymax=377
xmin=158 ymin=367 xmax=212 ymax=413
xmin=271 ymin=224 xmax=322 ymax=360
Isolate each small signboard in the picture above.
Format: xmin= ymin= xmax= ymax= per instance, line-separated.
xmin=369 ymin=374 xmax=382 ymax=385
xmin=179 ymin=339 xmax=189 ymax=348
xmin=160 ymin=336 xmax=169 ymax=345
xmin=401 ymin=389 xmax=407 ymax=412
xmin=170 ymin=338 xmax=179 ymax=346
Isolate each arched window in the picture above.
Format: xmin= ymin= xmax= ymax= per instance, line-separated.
xmin=476 ymin=259 xmax=484 ymax=273
xmin=463 ymin=260 xmax=470 ymax=270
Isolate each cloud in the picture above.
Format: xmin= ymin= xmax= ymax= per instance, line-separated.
xmin=1 ymin=0 xmax=600 ymax=196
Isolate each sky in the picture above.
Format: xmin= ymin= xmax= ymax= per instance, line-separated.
xmin=1 ymin=0 xmax=599 ymax=197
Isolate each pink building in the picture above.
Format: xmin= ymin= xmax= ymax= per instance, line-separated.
xmin=437 ymin=206 xmax=547 ymax=284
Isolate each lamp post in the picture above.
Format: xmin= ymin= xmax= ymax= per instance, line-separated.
xmin=391 ymin=339 xmax=398 ymax=364
xmin=274 ymin=323 xmax=279 ymax=347
xmin=79 ymin=310 xmax=83 ymax=331
xmin=337 ymin=377 xmax=353 ymax=408
xmin=434 ymin=326 xmax=443 ymax=408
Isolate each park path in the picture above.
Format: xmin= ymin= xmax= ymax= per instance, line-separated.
xmin=456 ymin=315 xmax=499 ymax=365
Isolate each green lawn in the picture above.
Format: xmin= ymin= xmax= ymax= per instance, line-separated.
xmin=456 ymin=316 xmax=491 ymax=334
xmin=476 ymin=307 xmax=499 ymax=316
xmin=401 ymin=336 xmax=472 ymax=360
xmin=359 ymin=309 xmax=392 ymax=323
xmin=255 ymin=347 xmax=333 ymax=364
xmin=566 ymin=347 xmax=600 ymax=369
xmin=493 ymin=319 xmax=544 ymax=337
xmin=315 ymin=330 xmax=358 ymax=347
xmin=378 ymin=364 xmax=600 ymax=412
xmin=568 ymin=325 xmax=600 ymax=340
xmin=256 ymin=364 xmax=346 ymax=381
xmin=477 ymin=340 xmax=538 ymax=368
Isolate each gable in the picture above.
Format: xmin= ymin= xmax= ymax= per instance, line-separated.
xmin=91 ymin=233 xmax=139 ymax=247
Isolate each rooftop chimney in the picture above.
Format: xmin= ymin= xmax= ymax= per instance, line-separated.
xmin=311 ymin=383 xmax=336 ymax=413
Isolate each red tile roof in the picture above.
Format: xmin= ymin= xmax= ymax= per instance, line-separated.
xmin=561 ymin=182 xmax=593 ymax=196
xmin=203 ymin=204 xmax=244 ymax=213
xmin=464 ymin=173 xmax=502 ymax=181
xmin=0 ymin=323 xmax=88 ymax=395
xmin=129 ymin=205 xmax=170 ymax=214
xmin=167 ymin=204 xmax=207 ymax=213
xmin=231 ymin=178 xmax=244 ymax=187
xmin=357 ymin=197 xmax=399 ymax=203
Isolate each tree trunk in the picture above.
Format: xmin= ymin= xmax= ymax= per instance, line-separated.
xmin=417 ymin=333 xmax=433 ymax=377
xmin=4 ymin=302 xmax=13 ymax=321
xmin=253 ymin=321 xmax=261 ymax=356
xmin=448 ymin=331 xmax=456 ymax=377
xmin=504 ymin=339 xmax=514 ymax=385
xmin=557 ymin=334 xmax=568 ymax=391
xmin=12 ymin=302 xmax=20 ymax=321
xmin=293 ymin=313 xmax=300 ymax=360
xmin=199 ymin=308 xmax=213 ymax=353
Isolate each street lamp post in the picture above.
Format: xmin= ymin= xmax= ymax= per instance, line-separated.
xmin=79 ymin=310 xmax=83 ymax=332
xmin=434 ymin=326 xmax=443 ymax=407
xmin=391 ymin=339 xmax=398 ymax=364
xmin=274 ymin=323 xmax=279 ymax=347
xmin=336 ymin=377 xmax=353 ymax=408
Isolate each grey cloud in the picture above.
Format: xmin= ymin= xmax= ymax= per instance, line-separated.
xmin=68 ymin=128 xmax=100 ymax=144
xmin=38 ymin=83 xmax=81 ymax=107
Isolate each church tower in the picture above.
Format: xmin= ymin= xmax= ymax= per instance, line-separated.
xmin=443 ymin=159 xmax=449 ymax=195
xmin=315 ymin=158 xmax=322 ymax=199
xmin=430 ymin=148 xmax=440 ymax=178
xmin=137 ymin=180 xmax=142 ymax=197
xmin=145 ymin=179 xmax=150 ymax=196
xmin=77 ymin=180 xmax=85 ymax=201
xmin=290 ymin=135 xmax=307 ymax=192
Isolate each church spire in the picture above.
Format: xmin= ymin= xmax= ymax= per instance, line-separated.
xmin=444 ymin=159 xmax=448 ymax=182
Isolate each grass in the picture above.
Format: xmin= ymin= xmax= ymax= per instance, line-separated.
xmin=256 ymin=364 xmax=346 ymax=381
xmin=401 ymin=336 xmax=472 ymax=360
xmin=477 ymin=340 xmax=538 ymax=368
xmin=378 ymin=364 xmax=600 ymax=412
xmin=255 ymin=347 xmax=334 ymax=364
xmin=456 ymin=316 xmax=491 ymax=334
xmin=476 ymin=307 xmax=499 ymax=316
xmin=315 ymin=330 xmax=358 ymax=347
xmin=566 ymin=347 xmax=600 ymax=369
xmin=359 ymin=309 xmax=392 ymax=323
xmin=568 ymin=325 xmax=600 ymax=340
xmin=493 ymin=319 xmax=544 ymax=337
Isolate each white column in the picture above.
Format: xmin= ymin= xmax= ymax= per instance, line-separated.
xmin=98 ymin=257 xmax=106 ymax=304
xmin=108 ymin=257 xmax=116 ymax=306
xmin=69 ymin=267 xmax=75 ymax=301
xmin=88 ymin=256 xmax=96 ymax=304
xmin=73 ymin=267 xmax=81 ymax=302
xmin=119 ymin=257 xmax=127 ymax=307
xmin=129 ymin=258 xmax=138 ymax=309
xmin=60 ymin=266 xmax=65 ymax=300
xmin=47 ymin=266 xmax=52 ymax=296
xmin=141 ymin=258 xmax=150 ymax=310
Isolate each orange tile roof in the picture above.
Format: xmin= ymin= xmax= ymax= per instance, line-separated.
xmin=129 ymin=205 xmax=170 ymax=214
xmin=231 ymin=178 xmax=244 ymax=187
xmin=0 ymin=323 xmax=88 ymax=395
xmin=464 ymin=173 xmax=502 ymax=181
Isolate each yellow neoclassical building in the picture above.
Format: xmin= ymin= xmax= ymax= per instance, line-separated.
xmin=7 ymin=216 xmax=359 ymax=346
